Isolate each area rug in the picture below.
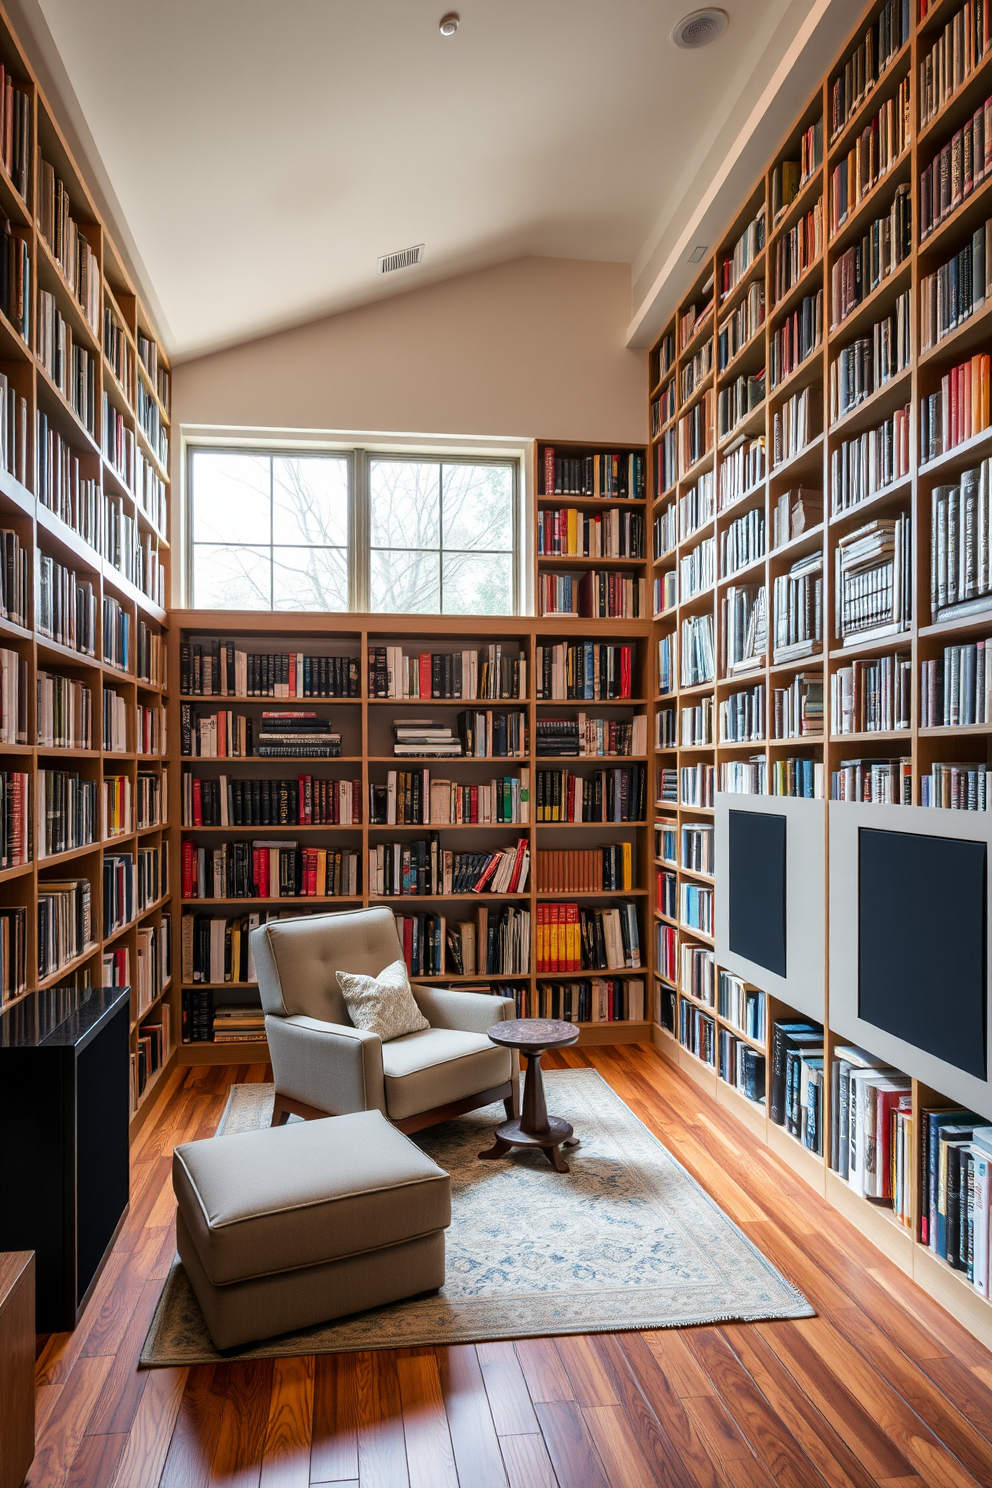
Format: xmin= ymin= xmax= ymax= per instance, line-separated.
xmin=140 ymin=1069 xmax=812 ymax=1363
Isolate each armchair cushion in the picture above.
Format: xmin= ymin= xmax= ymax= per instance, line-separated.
xmin=412 ymin=985 xmax=516 ymax=1034
xmin=336 ymin=958 xmax=429 ymax=1042
xmin=380 ymin=1028 xmax=511 ymax=1120
xmin=265 ymin=1014 xmax=386 ymax=1116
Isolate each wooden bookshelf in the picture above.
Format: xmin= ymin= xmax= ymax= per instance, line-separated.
xmin=647 ymin=0 xmax=992 ymax=1348
xmin=171 ymin=443 xmax=653 ymax=1058
xmin=0 ymin=2 xmax=173 ymax=1136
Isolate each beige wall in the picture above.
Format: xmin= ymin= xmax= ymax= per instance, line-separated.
xmin=172 ymin=256 xmax=647 ymax=445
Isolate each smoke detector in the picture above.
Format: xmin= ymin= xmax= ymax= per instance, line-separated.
xmin=378 ymin=245 xmax=425 ymax=274
xmin=672 ymin=9 xmax=729 ymax=48
xmin=439 ymin=13 xmax=459 ymax=35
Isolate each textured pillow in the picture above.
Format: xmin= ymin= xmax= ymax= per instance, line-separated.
xmin=335 ymin=959 xmax=429 ymax=1041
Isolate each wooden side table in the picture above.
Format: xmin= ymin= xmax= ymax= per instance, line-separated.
xmin=0 ymin=1252 xmax=34 ymax=1488
xmin=478 ymin=1018 xmax=580 ymax=1171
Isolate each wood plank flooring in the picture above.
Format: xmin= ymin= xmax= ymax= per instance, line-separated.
xmin=27 ymin=1044 xmax=992 ymax=1487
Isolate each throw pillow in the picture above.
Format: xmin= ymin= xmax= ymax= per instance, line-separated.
xmin=336 ymin=959 xmax=429 ymax=1041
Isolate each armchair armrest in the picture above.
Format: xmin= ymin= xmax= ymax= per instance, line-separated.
xmin=412 ymin=986 xmax=516 ymax=1034
xmin=264 ymin=1014 xmax=386 ymax=1116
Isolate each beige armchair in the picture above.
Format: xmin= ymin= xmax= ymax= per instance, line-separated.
xmin=250 ymin=906 xmax=520 ymax=1132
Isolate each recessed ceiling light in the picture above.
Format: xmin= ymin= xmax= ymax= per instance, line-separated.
xmin=672 ymin=9 xmax=729 ymax=48
xmin=439 ymin=13 xmax=459 ymax=36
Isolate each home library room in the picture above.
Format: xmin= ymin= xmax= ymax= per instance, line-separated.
xmin=174 ymin=437 xmax=654 ymax=1061
xmin=0 ymin=4 xmax=173 ymax=1137
xmin=648 ymin=0 xmax=992 ymax=1345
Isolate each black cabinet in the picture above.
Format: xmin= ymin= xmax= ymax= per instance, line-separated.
xmin=0 ymin=986 xmax=130 ymax=1331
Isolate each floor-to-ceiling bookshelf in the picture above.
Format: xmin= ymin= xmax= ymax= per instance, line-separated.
xmin=648 ymin=0 xmax=992 ymax=1347
xmin=0 ymin=3 xmax=173 ymax=1138
xmin=172 ymin=440 xmax=654 ymax=1062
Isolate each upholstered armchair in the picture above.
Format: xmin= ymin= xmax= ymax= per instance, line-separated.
xmin=251 ymin=907 xmax=520 ymax=1132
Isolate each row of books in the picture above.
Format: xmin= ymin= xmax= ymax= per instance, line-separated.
xmin=0 ymin=905 xmax=25 ymax=1002
xmin=774 ymin=553 xmax=822 ymax=661
xmin=526 ymin=979 xmax=645 ymax=1023
xmin=721 ymin=684 xmax=765 ymax=743
xmin=441 ymin=906 xmax=530 ymax=975
xmin=718 ymin=372 xmax=765 ymax=443
xmin=679 ymin=535 xmax=715 ymax=600
xmin=772 ymin=386 xmax=815 ymax=469
xmin=830 ymin=755 xmax=911 ymax=802
xmin=680 ymin=882 xmax=713 ymax=934
xmin=772 ymin=203 xmax=823 ymax=307
xmin=367 ymin=837 xmax=530 ymax=897
xmin=680 ymin=1001 xmax=716 ymax=1066
xmin=181 ymin=641 xmax=360 ymax=697
xmin=104 ymin=306 xmax=133 ymax=399
xmin=921 ymin=1110 xmax=992 ymax=1291
xmin=828 ymin=293 xmax=910 ymax=424
xmin=36 ymin=769 xmax=95 ymax=858
xmin=679 ymin=471 xmax=715 ymax=540
xmin=38 ymin=291 xmax=96 ymax=434
xmin=680 ymin=943 xmax=713 ymax=1003
xmin=37 ymin=878 xmax=92 ymax=981
xmin=919 ymin=94 xmax=992 ymax=241
xmin=0 ymin=647 xmax=26 ymax=744
xmin=921 ymin=761 xmax=992 ymax=809
xmin=182 ymin=773 xmax=362 ymax=827
xmin=0 ymin=770 xmax=28 ymax=867
xmin=721 ymin=203 xmax=765 ymax=299
xmin=719 ymin=1031 xmax=767 ymax=1103
xmin=919 ymin=0 xmax=991 ymax=128
xmin=37 ymin=412 xmax=97 ymax=547
xmin=930 ymin=463 xmax=992 ymax=621
xmin=719 ymin=435 xmax=766 ymax=508
xmin=829 ymin=0 xmax=909 ymax=139
xmin=828 ymin=80 xmax=910 ymax=236
xmin=679 ymin=274 xmax=714 ymax=351
xmin=368 ymin=643 xmax=525 ymax=700
xmin=181 ymin=840 xmax=360 ymax=900
xmin=132 ymin=1009 xmax=171 ymax=1102
xmin=537 ymin=570 xmax=647 ymax=619
xmin=719 ymin=757 xmax=824 ymax=798
xmin=535 ymin=715 xmax=646 ymax=758
xmin=835 ymin=515 xmax=912 ymax=644
xmin=721 ymin=505 xmax=764 ymax=579
xmin=921 ymin=640 xmax=992 ymax=726
xmin=770 ymin=1018 xmax=825 ymax=1153
xmin=0 ymin=221 xmax=29 ymax=342
xmin=678 ymin=697 xmax=711 ymax=746
xmin=37 ymin=555 xmax=95 ymax=657
xmin=830 ymin=182 xmax=911 ymax=326
xmin=833 ymin=651 xmax=911 ymax=733
xmin=831 ymin=405 xmax=911 ymax=514
xmin=534 ymin=901 xmax=641 ymax=972
xmin=651 ymin=381 xmax=676 ymax=436
xmin=540 ymin=448 xmax=646 ymax=500
xmin=38 ymin=157 xmax=101 ymax=331
xmin=369 ymin=770 xmax=529 ymax=825
xmin=0 ymin=527 xmax=27 ymax=627
xmin=723 ymin=582 xmax=766 ymax=674
xmin=678 ymin=392 xmax=715 ymax=476
xmin=717 ymin=281 xmax=764 ymax=372
xmin=534 ymin=845 xmax=635 ymax=892
xmin=536 ymin=642 xmax=635 ymax=701
xmin=537 ymin=507 xmax=644 ymax=559
xmin=680 ymin=335 xmax=714 ymax=404
xmin=920 ymin=219 xmax=992 ymax=353
xmin=773 ymin=672 xmax=822 ymax=739
xmin=769 ymin=291 xmax=821 ymax=391
xmin=718 ymin=971 xmax=766 ymax=1042
xmin=534 ymin=765 xmax=646 ymax=822
xmin=180 ymin=708 xmax=342 ymax=759
xmin=182 ymin=908 xmax=304 ymax=984
xmin=829 ymin=1044 xmax=910 ymax=1207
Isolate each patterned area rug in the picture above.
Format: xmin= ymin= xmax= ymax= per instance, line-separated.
xmin=140 ymin=1069 xmax=812 ymax=1363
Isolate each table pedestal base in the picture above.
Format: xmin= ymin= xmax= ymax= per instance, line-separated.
xmin=478 ymin=1116 xmax=580 ymax=1172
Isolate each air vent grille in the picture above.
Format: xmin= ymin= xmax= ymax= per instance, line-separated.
xmin=378 ymin=244 xmax=425 ymax=274
xmin=672 ymin=9 xmax=729 ymax=48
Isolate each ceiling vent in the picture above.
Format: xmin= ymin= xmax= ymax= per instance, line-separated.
xmin=378 ymin=244 xmax=425 ymax=274
xmin=672 ymin=9 xmax=729 ymax=48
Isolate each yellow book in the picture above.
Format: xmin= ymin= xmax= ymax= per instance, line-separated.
xmin=621 ymin=841 xmax=632 ymax=890
xmin=567 ymin=507 xmax=578 ymax=555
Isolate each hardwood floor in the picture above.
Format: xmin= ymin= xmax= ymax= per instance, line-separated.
xmin=27 ymin=1043 xmax=992 ymax=1487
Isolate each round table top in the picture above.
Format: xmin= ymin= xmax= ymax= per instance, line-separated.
xmin=486 ymin=1018 xmax=581 ymax=1050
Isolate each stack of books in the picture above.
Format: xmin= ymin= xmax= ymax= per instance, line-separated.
xmin=393 ymin=720 xmax=462 ymax=757
xmin=212 ymin=1005 xmax=266 ymax=1044
xmin=256 ymin=712 xmax=341 ymax=758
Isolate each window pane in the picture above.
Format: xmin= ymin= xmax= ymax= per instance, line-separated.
xmin=273 ymin=456 xmax=349 ymax=546
xmin=442 ymin=551 xmax=513 ymax=616
xmin=193 ymin=545 xmax=271 ymax=608
xmin=192 ymin=452 xmax=270 ymax=543
xmin=371 ymin=549 xmax=440 ymax=613
xmin=442 ymin=464 xmax=513 ymax=551
xmin=272 ymin=546 xmax=349 ymax=612
xmin=370 ymin=460 xmax=440 ymax=549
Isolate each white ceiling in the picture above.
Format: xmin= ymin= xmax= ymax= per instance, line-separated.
xmin=27 ymin=0 xmax=830 ymax=359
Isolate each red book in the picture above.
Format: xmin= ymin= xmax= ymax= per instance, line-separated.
xmin=470 ymin=783 xmax=478 ymax=822
xmin=569 ymin=904 xmax=580 ymax=972
xmin=298 ymin=776 xmax=308 ymax=825
xmin=472 ymin=853 xmax=501 ymax=892
xmin=192 ymin=777 xmax=202 ymax=826
xmin=402 ymin=916 xmax=413 ymax=971
xmin=507 ymin=838 xmax=527 ymax=894
xmin=544 ymin=445 xmax=555 ymax=496
xmin=419 ymin=653 xmax=431 ymax=699
xmin=289 ymin=653 xmax=297 ymax=696
xmin=182 ymin=841 xmax=194 ymax=898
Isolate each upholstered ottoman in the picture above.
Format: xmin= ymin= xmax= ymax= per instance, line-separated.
xmin=172 ymin=1108 xmax=450 ymax=1350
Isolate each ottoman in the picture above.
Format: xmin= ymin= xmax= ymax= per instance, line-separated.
xmin=172 ymin=1108 xmax=450 ymax=1350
